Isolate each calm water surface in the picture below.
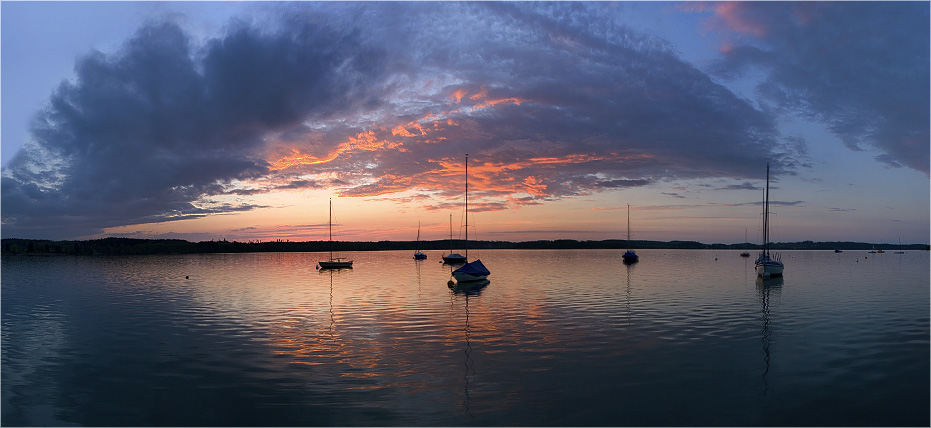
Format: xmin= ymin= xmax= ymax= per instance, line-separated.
xmin=2 ymin=249 xmax=928 ymax=426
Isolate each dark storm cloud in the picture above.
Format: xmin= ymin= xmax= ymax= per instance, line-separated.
xmin=282 ymin=2 xmax=797 ymax=204
xmin=709 ymin=2 xmax=929 ymax=174
xmin=4 ymin=2 xmax=834 ymax=239
xmin=2 ymin=16 xmax=386 ymax=238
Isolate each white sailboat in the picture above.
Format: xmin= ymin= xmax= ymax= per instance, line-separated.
xmin=413 ymin=221 xmax=427 ymax=260
xmin=622 ymin=204 xmax=639 ymax=264
xmin=317 ymin=198 xmax=353 ymax=269
xmin=442 ymin=213 xmax=466 ymax=264
xmin=755 ymin=163 xmax=783 ymax=278
xmin=452 ymin=154 xmax=490 ymax=283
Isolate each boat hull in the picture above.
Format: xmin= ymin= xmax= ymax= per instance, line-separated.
xmin=452 ymin=271 xmax=488 ymax=282
xmin=442 ymin=254 xmax=467 ymax=264
xmin=318 ymin=261 xmax=353 ymax=269
xmin=755 ymin=261 xmax=784 ymax=277
xmin=413 ymin=252 xmax=427 ymax=260
xmin=452 ymin=259 xmax=490 ymax=283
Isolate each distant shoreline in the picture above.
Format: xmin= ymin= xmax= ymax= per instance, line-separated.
xmin=1 ymin=237 xmax=927 ymax=256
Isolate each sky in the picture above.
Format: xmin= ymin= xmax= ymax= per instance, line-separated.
xmin=1 ymin=1 xmax=928 ymax=245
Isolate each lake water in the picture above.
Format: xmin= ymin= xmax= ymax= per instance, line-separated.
xmin=2 ymin=249 xmax=928 ymax=426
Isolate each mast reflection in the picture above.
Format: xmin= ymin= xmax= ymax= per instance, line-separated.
xmin=625 ymin=263 xmax=633 ymax=329
xmin=756 ymin=276 xmax=783 ymax=395
xmin=449 ymin=279 xmax=488 ymax=422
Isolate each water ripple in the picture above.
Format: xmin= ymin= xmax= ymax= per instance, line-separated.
xmin=2 ymin=250 xmax=928 ymax=426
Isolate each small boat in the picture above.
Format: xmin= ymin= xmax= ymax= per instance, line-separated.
xmin=442 ymin=213 xmax=466 ymax=264
xmin=834 ymin=249 xmax=842 ymax=253
xmin=740 ymin=229 xmax=750 ymax=256
xmin=622 ymin=204 xmax=638 ymax=264
xmin=755 ymin=163 xmax=784 ymax=278
xmin=451 ymin=154 xmax=489 ymax=282
xmin=413 ymin=221 xmax=427 ymax=260
xmin=453 ymin=259 xmax=490 ymax=283
xmin=318 ymin=198 xmax=353 ymax=269
xmin=893 ymin=238 xmax=905 ymax=254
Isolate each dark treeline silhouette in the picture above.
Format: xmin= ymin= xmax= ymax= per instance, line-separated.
xmin=1 ymin=237 xmax=927 ymax=255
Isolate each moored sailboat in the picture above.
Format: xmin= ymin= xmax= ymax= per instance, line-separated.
xmin=622 ymin=204 xmax=639 ymax=264
xmin=318 ymin=198 xmax=353 ymax=270
xmin=452 ymin=154 xmax=490 ymax=283
xmin=413 ymin=221 xmax=427 ymax=260
xmin=442 ymin=213 xmax=467 ymax=264
xmin=755 ymin=163 xmax=783 ymax=278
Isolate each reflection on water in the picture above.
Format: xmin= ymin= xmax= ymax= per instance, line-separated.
xmin=756 ymin=275 xmax=783 ymax=395
xmin=625 ymin=263 xmax=633 ymax=329
xmin=1 ymin=250 xmax=928 ymax=426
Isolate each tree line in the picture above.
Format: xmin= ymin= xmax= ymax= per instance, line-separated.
xmin=1 ymin=237 xmax=927 ymax=255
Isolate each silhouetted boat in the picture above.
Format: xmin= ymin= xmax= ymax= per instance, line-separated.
xmin=834 ymin=249 xmax=842 ymax=253
xmin=442 ymin=213 xmax=467 ymax=264
xmin=893 ymin=238 xmax=905 ymax=254
xmin=622 ymin=204 xmax=639 ymax=264
xmin=413 ymin=221 xmax=427 ymax=260
xmin=452 ymin=154 xmax=489 ymax=283
xmin=318 ymin=199 xmax=353 ymax=269
xmin=740 ymin=229 xmax=751 ymax=257
xmin=755 ymin=163 xmax=783 ymax=278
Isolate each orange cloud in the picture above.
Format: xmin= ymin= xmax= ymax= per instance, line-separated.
xmin=270 ymin=149 xmax=340 ymax=170
xmin=450 ymin=88 xmax=467 ymax=103
xmin=464 ymin=85 xmax=527 ymax=110
xmin=269 ymin=130 xmax=402 ymax=171
xmin=522 ymin=176 xmax=548 ymax=196
xmin=469 ymin=86 xmax=488 ymax=101
xmin=715 ymin=2 xmax=768 ymax=37
xmin=391 ymin=125 xmax=418 ymax=137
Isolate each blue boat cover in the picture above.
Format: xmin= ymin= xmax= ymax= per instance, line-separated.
xmin=454 ymin=259 xmax=489 ymax=276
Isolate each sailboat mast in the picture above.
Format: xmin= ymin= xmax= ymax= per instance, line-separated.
xmin=627 ymin=204 xmax=631 ymax=251
xmin=465 ymin=154 xmax=469 ymax=260
xmin=763 ymin=163 xmax=770 ymax=256
xmin=328 ymin=198 xmax=333 ymax=261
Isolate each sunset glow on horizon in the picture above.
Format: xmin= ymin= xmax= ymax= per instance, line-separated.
xmin=2 ymin=2 xmax=928 ymax=245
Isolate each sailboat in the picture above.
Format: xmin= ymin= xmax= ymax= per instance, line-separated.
xmin=622 ymin=204 xmax=639 ymax=264
xmin=740 ymin=228 xmax=751 ymax=257
xmin=755 ymin=163 xmax=784 ymax=278
xmin=451 ymin=154 xmax=490 ymax=283
xmin=413 ymin=221 xmax=427 ymax=260
xmin=894 ymin=237 xmax=905 ymax=254
xmin=442 ymin=213 xmax=467 ymax=264
xmin=317 ymin=198 xmax=353 ymax=269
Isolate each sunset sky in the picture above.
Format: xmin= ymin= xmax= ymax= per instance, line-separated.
xmin=2 ymin=2 xmax=928 ymax=244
